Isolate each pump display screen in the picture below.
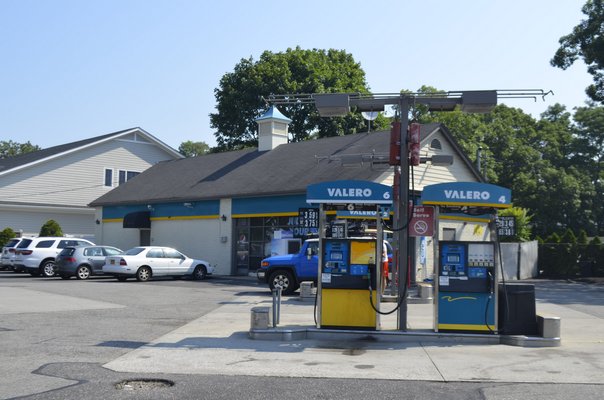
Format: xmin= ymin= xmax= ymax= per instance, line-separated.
xmin=447 ymin=254 xmax=460 ymax=263
xmin=439 ymin=241 xmax=496 ymax=293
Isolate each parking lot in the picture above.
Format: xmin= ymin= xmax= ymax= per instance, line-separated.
xmin=1 ymin=271 xmax=603 ymax=400
xmin=0 ymin=271 xmax=255 ymax=399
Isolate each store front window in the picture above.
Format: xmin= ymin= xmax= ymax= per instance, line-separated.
xmin=234 ymin=216 xmax=316 ymax=275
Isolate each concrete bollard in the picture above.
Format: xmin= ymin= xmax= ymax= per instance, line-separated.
xmin=538 ymin=315 xmax=561 ymax=338
xmin=418 ymin=283 xmax=433 ymax=299
xmin=299 ymin=281 xmax=316 ymax=301
xmin=250 ymin=307 xmax=270 ymax=330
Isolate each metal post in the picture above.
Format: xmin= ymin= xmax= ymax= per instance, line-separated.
xmin=272 ymin=285 xmax=282 ymax=327
xmin=397 ymin=96 xmax=410 ymax=331
xmin=376 ymin=204 xmax=383 ymax=330
xmin=316 ymin=204 xmax=326 ymax=328
xmin=433 ymin=206 xmax=440 ymax=332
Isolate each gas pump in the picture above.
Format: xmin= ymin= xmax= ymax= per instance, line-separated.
xmin=421 ymin=182 xmax=512 ymax=334
xmin=437 ymin=240 xmax=497 ymax=332
xmin=320 ymin=237 xmax=380 ymax=329
xmin=306 ymin=180 xmax=392 ymax=330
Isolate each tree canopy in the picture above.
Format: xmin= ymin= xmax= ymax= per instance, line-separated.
xmin=178 ymin=141 xmax=210 ymax=157
xmin=39 ymin=220 xmax=63 ymax=237
xmin=210 ymin=47 xmax=388 ymax=151
xmin=417 ymin=95 xmax=602 ymax=237
xmin=551 ymin=0 xmax=604 ymax=103
xmin=0 ymin=140 xmax=41 ymax=158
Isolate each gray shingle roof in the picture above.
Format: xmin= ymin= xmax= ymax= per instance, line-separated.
xmin=0 ymin=127 xmax=182 ymax=174
xmin=90 ymin=123 xmax=480 ymax=206
xmin=0 ymin=129 xmax=137 ymax=173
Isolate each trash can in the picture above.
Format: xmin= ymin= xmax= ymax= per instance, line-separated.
xmin=579 ymin=261 xmax=593 ymax=277
xmin=498 ymin=283 xmax=538 ymax=336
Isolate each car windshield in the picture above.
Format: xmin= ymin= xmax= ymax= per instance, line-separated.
xmin=58 ymin=248 xmax=76 ymax=256
xmin=16 ymin=239 xmax=32 ymax=248
xmin=5 ymin=239 xmax=20 ymax=248
xmin=124 ymin=247 xmax=145 ymax=256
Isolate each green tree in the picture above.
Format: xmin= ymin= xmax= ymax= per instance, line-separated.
xmin=572 ymin=106 xmax=604 ymax=233
xmin=0 ymin=227 xmax=16 ymax=248
xmin=0 ymin=140 xmax=41 ymax=158
xmin=178 ymin=141 xmax=210 ymax=157
xmin=39 ymin=220 xmax=63 ymax=237
xmin=210 ymin=47 xmax=388 ymax=151
xmin=577 ymin=229 xmax=589 ymax=245
xmin=551 ymin=0 xmax=604 ymax=103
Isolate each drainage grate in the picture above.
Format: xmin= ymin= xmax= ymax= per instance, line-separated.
xmin=115 ymin=379 xmax=174 ymax=391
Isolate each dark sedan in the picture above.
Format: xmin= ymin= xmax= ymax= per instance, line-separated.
xmin=56 ymin=246 xmax=123 ymax=280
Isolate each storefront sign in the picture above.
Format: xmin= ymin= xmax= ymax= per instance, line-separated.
xmin=409 ymin=206 xmax=435 ymax=237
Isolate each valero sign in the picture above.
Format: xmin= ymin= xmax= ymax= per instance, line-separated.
xmin=421 ymin=182 xmax=511 ymax=208
xmin=307 ymin=180 xmax=393 ymax=205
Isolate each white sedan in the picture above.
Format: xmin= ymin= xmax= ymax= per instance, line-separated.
xmin=103 ymin=246 xmax=214 ymax=282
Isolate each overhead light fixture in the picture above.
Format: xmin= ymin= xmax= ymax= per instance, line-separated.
xmin=340 ymin=154 xmax=364 ymax=167
xmin=420 ymin=155 xmax=454 ymax=166
xmin=314 ymin=93 xmax=350 ymax=117
xmin=460 ymin=91 xmax=497 ymax=113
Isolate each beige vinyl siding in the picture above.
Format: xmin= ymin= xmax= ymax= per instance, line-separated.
xmin=413 ymin=132 xmax=477 ymax=190
xmin=0 ymin=209 xmax=95 ymax=240
xmin=0 ymin=139 xmax=171 ymax=207
xmin=377 ymin=132 xmax=478 ymax=190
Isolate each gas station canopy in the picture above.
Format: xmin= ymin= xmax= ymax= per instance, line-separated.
xmin=421 ymin=182 xmax=511 ymax=209
xmin=306 ymin=180 xmax=393 ymax=205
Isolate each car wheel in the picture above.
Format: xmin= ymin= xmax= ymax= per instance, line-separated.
xmin=41 ymin=260 xmax=56 ymax=277
xmin=268 ymin=270 xmax=296 ymax=295
xmin=192 ymin=265 xmax=207 ymax=280
xmin=117 ymin=276 xmax=128 ymax=282
xmin=60 ymin=275 xmax=71 ymax=280
xmin=76 ymin=265 xmax=91 ymax=280
xmin=136 ymin=266 xmax=152 ymax=282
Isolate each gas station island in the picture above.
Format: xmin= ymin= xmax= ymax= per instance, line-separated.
xmin=250 ymin=179 xmax=560 ymax=347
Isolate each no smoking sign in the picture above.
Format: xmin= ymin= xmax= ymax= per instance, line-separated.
xmin=409 ymin=206 xmax=435 ymax=237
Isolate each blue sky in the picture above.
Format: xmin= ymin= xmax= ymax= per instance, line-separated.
xmin=0 ymin=0 xmax=592 ymax=150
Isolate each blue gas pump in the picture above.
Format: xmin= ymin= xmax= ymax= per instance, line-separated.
xmin=436 ymin=241 xmax=497 ymax=332
xmin=421 ymin=182 xmax=512 ymax=334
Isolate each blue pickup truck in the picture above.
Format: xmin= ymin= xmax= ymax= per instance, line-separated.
xmin=256 ymin=238 xmax=392 ymax=295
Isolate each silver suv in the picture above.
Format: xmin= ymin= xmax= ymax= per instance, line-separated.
xmin=13 ymin=237 xmax=95 ymax=277
xmin=1 ymin=237 xmax=35 ymax=272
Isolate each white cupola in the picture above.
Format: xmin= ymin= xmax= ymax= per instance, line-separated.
xmin=255 ymin=106 xmax=292 ymax=151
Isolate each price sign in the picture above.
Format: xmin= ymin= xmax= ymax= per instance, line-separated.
xmin=331 ymin=222 xmax=346 ymax=239
xmin=298 ymin=208 xmax=319 ymax=229
xmin=496 ymin=216 xmax=516 ymax=237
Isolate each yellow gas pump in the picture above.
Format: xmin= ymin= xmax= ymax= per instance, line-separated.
xmin=319 ymin=238 xmax=380 ymax=328
xmin=305 ymin=180 xmax=392 ymax=330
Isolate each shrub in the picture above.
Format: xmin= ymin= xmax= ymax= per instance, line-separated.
xmin=39 ymin=220 xmax=63 ymax=237
xmin=0 ymin=227 xmax=16 ymax=248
